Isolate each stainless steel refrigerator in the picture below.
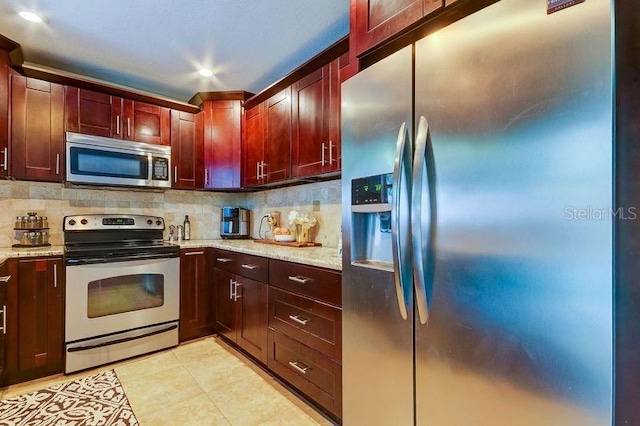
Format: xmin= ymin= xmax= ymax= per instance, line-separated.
xmin=341 ymin=0 xmax=613 ymax=424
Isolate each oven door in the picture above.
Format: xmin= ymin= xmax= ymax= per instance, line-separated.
xmin=65 ymin=256 xmax=179 ymax=342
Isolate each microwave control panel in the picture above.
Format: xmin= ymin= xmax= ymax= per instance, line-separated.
xmin=351 ymin=173 xmax=393 ymax=205
xmin=152 ymin=157 xmax=169 ymax=180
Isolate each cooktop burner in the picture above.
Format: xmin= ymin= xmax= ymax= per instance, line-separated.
xmin=63 ymin=214 xmax=179 ymax=264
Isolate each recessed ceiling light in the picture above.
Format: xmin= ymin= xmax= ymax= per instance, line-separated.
xmin=199 ymin=68 xmax=213 ymax=77
xmin=19 ymin=11 xmax=43 ymax=23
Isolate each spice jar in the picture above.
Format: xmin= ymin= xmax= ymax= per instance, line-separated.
xmin=27 ymin=212 xmax=38 ymax=229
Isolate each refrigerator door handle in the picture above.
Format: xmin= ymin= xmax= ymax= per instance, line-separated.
xmin=391 ymin=122 xmax=412 ymax=320
xmin=412 ymin=116 xmax=436 ymax=325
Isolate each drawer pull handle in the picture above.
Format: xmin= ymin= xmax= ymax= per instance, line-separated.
xmin=288 ymin=361 xmax=309 ymax=375
xmin=241 ymin=264 xmax=258 ymax=270
xmin=288 ymin=314 xmax=309 ymax=326
xmin=288 ymin=275 xmax=310 ymax=284
xmin=1 ymin=304 xmax=5 ymax=335
xmin=0 ymin=275 xmax=11 ymax=282
xmin=217 ymin=258 xmax=233 ymax=263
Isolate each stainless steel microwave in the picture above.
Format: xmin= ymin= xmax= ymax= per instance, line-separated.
xmin=66 ymin=132 xmax=171 ymax=188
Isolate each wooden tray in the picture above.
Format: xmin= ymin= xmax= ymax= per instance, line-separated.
xmin=254 ymin=239 xmax=322 ymax=248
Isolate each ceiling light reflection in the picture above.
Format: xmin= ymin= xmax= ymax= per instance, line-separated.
xmin=198 ymin=68 xmax=213 ymax=77
xmin=19 ymin=11 xmax=42 ymax=23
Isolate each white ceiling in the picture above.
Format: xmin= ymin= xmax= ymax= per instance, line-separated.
xmin=0 ymin=0 xmax=350 ymax=102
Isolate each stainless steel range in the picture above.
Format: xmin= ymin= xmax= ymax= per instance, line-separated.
xmin=64 ymin=214 xmax=180 ymax=373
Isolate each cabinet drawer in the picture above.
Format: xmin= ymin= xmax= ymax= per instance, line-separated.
xmin=268 ymin=330 xmax=342 ymax=419
xmin=213 ymin=249 xmax=268 ymax=282
xmin=269 ymin=287 xmax=341 ymax=361
xmin=269 ymin=259 xmax=341 ymax=306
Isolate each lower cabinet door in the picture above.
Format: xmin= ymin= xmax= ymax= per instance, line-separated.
xmin=179 ymin=249 xmax=212 ymax=342
xmin=4 ymin=258 xmax=63 ymax=384
xmin=0 ymin=262 xmax=8 ymax=380
xmin=237 ymin=277 xmax=268 ymax=365
xmin=268 ymin=330 xmax=342 ymax=419
xmin=214 ymin=269 xmax=238 ymax=342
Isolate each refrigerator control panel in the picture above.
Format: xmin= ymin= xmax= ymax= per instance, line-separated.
xmin=352 ymin=173 xmax=393 ymax=205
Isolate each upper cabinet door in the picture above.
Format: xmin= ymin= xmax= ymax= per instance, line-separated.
xmin=264 ymin=88 xmax=291 ymax=183
xmin=11 ymin=75 xmax=65 ymax=182
xmin=203 ymin=100 xmax=242 ymax=189
xmin=352 ymin=0 xmax=443 ymax=57
xmin=66 ymin=88 xmax=170 ymax=145
xmin=0 ymin=50 xmax=9 ymax=178
xmin=125 ymin=100 xmax=171 ymax=145
xmin=65 ymin=87 xmax=123 ymax=138
xmin=291 ymin=66 xmax=330 ymax=178
xmin=171 ymin=110 xmax=204 ymax=189
xmin=242 ymin=103 xmax=265 ymax=187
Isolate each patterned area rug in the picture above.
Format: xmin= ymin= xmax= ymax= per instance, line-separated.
xmin=0 ymin=369 xmax=138 ymax=425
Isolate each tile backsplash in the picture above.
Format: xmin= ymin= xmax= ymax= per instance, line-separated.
xmin=0 ymin=179 xmax=342 ymax=248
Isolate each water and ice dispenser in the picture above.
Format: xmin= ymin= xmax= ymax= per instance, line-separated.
xmin=350 ymin=172 xmax=396 ymax=271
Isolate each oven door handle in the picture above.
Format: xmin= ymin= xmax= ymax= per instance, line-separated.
xmin=67 ymin=324 xmax=178 ymax=353
xmin=66 ymin=252 xmax=179 ymax=265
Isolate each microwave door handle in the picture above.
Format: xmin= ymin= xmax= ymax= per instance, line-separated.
xmin=412 ymin=116 xmax=436 ymax=325
xmin=148 ymin=154 xmax=153 ymax=182
xmin=391 ymin=121 xmax=411 ymax=321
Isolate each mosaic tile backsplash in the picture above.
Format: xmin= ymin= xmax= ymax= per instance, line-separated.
xmin=0 ymin=179 xmax=342 ymax=248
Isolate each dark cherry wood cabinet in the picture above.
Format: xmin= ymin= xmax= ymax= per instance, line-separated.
xmin=0 ymin=50 xmax=10 ymax=178
xmin=0 ymin=261 xmax=9 ymax=381
xmin=352 ymin=0 xmax=443 ymax=57
xmin=291 ymin=66 xmax=330 ymax=178
xmin=214 ymin=268 xmax=238 ymax=342
xmin=203 ymin=100 xmax=242 ymax=189
xmin=267 ymin=259 xmax=342 ymax=420
xmin=127 ymin=101 xmax=171 ymax=145
xmin=242 ymin=88 xmax=291 ymax=187
xmin=4 ymin=257 xmax=63 ymax=385
xmin=291 ymin=54 xmax=345 ymax=178
xmin=65 ymin=87 xmax=170 ymax=145
xmin=171 ymin=110 xmax=204 ymax=189
xmin=11 ymin=75 xmax=65 ymax=182
xmin=212 ymin=249 xmax=269 ymax=365
xmin=236 ymin=275 xmax=269 ymax=363
xmin=242 ymin=103 xmax=265 ymax=186
xmin=65 ymin=87 xmax=121 ymax=138
xmin=179 ymin=248 xmax=213 ymax=342
xmin=264 ymin=88 xmax=292 ymax=183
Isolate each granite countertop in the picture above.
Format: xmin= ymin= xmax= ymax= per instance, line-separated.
xmin=0 ymin=246 xmax=65 ymax=265
xmin=0 ymin=240 xmax=343 ymax=272
xmin=174 ymin=239 xmax=342 ymax=271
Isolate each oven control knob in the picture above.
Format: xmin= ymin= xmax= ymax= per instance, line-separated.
xmin=80 ymin=219 xmax=88 ymax=225
xmin=68 ymin=219 xmax=76 ymax=226
xmin=156 ymin=220 xmax=162 ymax=226
xmin=147 ymin=219 xmax=153 ymax=225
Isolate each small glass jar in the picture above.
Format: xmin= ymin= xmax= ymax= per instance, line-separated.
xmin=27 ymin=213 xmax=38 ymax=229
xmin=35 ymin=231 xmax=43 ymax=245
xmin=28 ymin=231 xmax=37 ymax=245
xmin=20 ymin=232 xmax=29 ymax=245
xmin=42 ymin=217 xmax=49 ymax=228
xmin=41 ymin=230 xmax=49 ymax=245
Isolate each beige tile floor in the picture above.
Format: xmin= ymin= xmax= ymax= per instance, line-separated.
xmin=0 ymin=336 xmax=336 ymax=426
